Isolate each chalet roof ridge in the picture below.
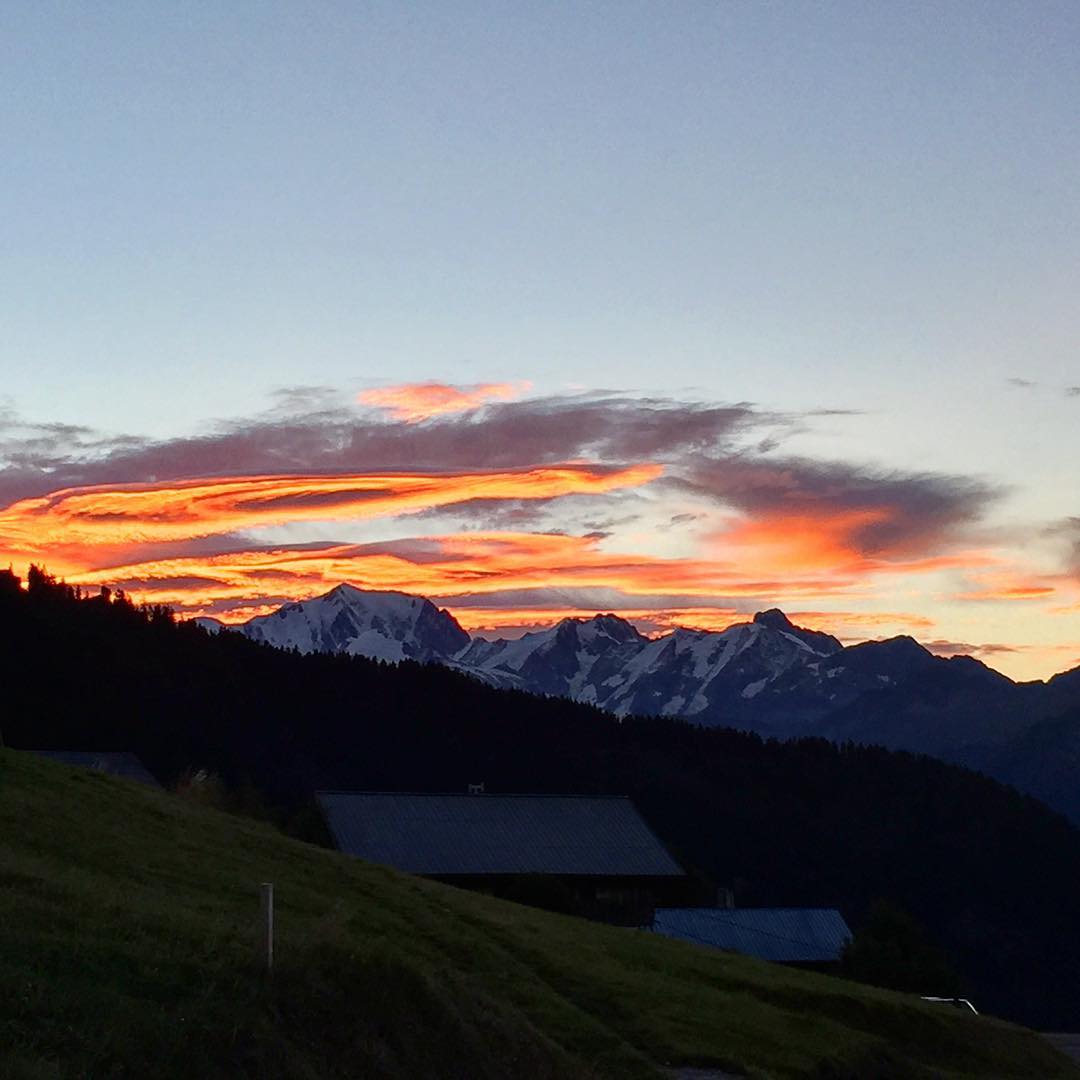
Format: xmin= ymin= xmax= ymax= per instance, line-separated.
xmin=316 ymin=790 xmax=684 ymax=878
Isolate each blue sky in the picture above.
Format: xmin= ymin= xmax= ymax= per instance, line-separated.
xmin=2 ymin=3 xmax=1078 ymax=677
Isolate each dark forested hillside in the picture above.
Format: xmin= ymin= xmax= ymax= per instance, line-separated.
xmin=4 ymin=567 xmax=1080 ymax=1030
xmin=980 ymin=708 xmax=1080 ymax=824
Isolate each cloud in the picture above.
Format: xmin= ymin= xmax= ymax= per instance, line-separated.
xmin=925 ymin=640 xmax=1018 ymax=657
xmin=0 ymin=393 xmax=758 ymax=505
xmin=682 ymin=456 xmax=998 ymax=563
xmin=925 ymin=639 xmax=1080 ymax=678
xmin=950 ymin=570 xmax=1059 ymax=602
xmin=0 ymin=410 xmax=147 ymax=499
xmin=0 ymin=465 xmax=661 ymax=576
xmin=787 ymin=610 xmax=936 ymax=638
xmin=453 ymin=604 xmax=937 ymax=642
xmin=0 ymin=390 xmax=1015 ymax=645
xmin=48 ymin=522 xmax=943 ymax=647
xmin=1065 ymin=386 xmax=1080 ymax=398
xmin=57 ymin=528 xmax=877 ymax=621
xmin=433 ymin=585 xmax=744 ymax=612
xmin=1007 ymin=377 xmax=1037 ymax=389
xmin=1046 ymin=516 xmax=1080 ymax=576
xmin=266 ymin=385 xmax=346 ymax=415
xmin=357 ymin=381 xmax=529 ymax=422
xmin=345 ymin=393 xmax=759 ymax=472
xmin=453 ymin=605 xmax=742 ymax=638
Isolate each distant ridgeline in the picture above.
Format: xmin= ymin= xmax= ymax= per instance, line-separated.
xmin=5 ymin=565 xmax=1080 ymax=1030
xmin=199 ymin=582 xmax=1080 ymax=828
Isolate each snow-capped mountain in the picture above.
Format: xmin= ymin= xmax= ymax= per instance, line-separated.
xmin=237 ymin=584 xmax=470 ymax=663
xmin=207 ymin=586 xmax=859 ymax=720
xmin=200 ymin=583 xmax=1080 ymax=758
xmin=455 ymin=613 xmax=649 ymax=702
xmin=199 ymin=584 xmax=922 ymax=731
xmin=600 ymin=610 xmax=844 ymax=722
xmin=456 ymin=607 xmax=845 ymax=722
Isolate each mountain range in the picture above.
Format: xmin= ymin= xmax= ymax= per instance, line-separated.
xmin=199 ymin=585 xmax=1080 ymax=797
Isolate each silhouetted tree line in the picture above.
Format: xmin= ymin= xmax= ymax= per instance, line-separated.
xmin=841 ymin=900 xmax=964 ymax=996
xmin=3 ymin=565 xmax=1080 ymax=1029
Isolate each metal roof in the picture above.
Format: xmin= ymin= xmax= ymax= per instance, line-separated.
xmin=316 ymin=791 xmax=685 ymax=877
xmin=652 ymin=907 xmax=852 ymax=963
xmin=32 ymin=751 xmax=161 ymax=789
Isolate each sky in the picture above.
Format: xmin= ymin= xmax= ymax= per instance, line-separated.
xmin=2 ymin=2 xmax=1078 ymax=680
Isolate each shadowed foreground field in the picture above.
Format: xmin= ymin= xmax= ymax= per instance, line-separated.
xmin=1 ymin=750 xmax=1076 ymax=1079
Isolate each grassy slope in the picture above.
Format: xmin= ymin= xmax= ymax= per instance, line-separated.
xmin=1 ymin=751 xmax=1075 ymax=1080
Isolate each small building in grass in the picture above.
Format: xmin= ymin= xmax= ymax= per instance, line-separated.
xmin=652 ymin=907 xmax=852 ymax=967
xmin=316 ymin=790 xmax=687 ymax=925
xmin=31 ymin=751 xmax=161 ymax=789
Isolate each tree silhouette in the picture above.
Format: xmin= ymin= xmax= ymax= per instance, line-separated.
xmin=842 ymin=900 xmax=963 ymax=995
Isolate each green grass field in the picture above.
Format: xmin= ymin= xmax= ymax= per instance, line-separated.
xmin=1 ymin=749 xmax=1076 ymax=1079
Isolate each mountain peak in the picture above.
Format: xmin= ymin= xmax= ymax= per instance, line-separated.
xmin=328 ymin=582 xmax=362 ymax=595
xmin=753 ymin=609 xmax=794 ymax=631
xmin=589 ymin=612 xmax=645 ymax=642
xmin=327 ymin=583 xmax=411 ymax=604
xmin=241 ymin=583 xmax=468 ymax=662
xmin=750 ymin=608 xmax=843 ymax=657
xmin=550 ymin=612 xmax=644 ymax=646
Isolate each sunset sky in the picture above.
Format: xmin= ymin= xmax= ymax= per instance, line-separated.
xmin=2 ymin=4 xmax=1078 ymax=680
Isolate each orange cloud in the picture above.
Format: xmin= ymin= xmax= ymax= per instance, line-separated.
xmin=358 ymin=382 xmax=530 ymax=422
xmin=784 ymin=609 xmax=937 ymax=638
xmin=55 ymin=529 xmax=872 ymax=625
xmin=5 ymin=458 xmax=1069 ymax=676
xmin=710 ymin=508 xmax=894 ymax=575
xmin=0 ymin=465 xmax=660 ymax=573
xmin=12 ymin=508 xmax=1071 ymax=677
xmin=951 ymin=571 xmax=1059 ymax=602
xmin=452 ymin=606 xmax=938 ymax=642
xmin=710 ymin=508 xmax=996 ymax=582
xmin=451 ymin=606 xmax=745 ymax=637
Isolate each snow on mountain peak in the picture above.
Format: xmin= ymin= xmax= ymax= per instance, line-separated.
xmin=240 ymin=584 xmax=469 ymax=663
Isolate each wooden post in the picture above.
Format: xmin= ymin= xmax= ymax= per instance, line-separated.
xmin=260 ymin=882 xmax=274 ymax=972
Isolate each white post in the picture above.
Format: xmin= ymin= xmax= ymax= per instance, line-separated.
xmin=260 ymin=882 xmax=274 ymax=972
